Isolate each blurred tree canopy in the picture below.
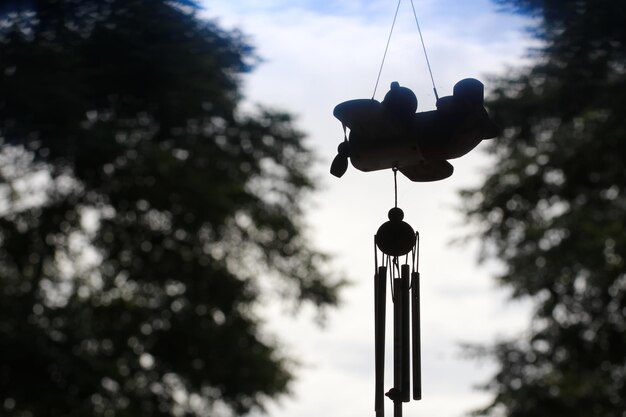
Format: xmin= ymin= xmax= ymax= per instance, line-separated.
xmin=0 ymin=1 xmax=343 ymax=416
xmin=462 ymin=0 xmax=626 ymax=416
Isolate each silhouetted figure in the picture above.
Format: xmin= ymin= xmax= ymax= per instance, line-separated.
xmin=330 ymin=79 xmax=499 ymax=181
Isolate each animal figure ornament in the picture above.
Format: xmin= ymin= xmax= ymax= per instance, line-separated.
xmin=330 ymin=78 xmax=499 ymax=181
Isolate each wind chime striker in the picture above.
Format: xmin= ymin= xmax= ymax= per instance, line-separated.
xmin=373 ymin=168 xmax=422 ymax=417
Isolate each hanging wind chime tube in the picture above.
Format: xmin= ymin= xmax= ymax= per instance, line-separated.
xmin=411 ymin=237 xmax=422 ymax=401
xmin=374 ymin=259 xmax=387 ymax=416
xmin=373 ymin=169 xmax=421 ymax=417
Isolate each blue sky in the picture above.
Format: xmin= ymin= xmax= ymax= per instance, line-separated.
xmin=203 ymin=2 xmax=536 ymax=417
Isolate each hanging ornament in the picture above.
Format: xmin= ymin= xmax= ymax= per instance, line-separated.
xmin=331 ymin=79 xmax=499 ymax=181
xmin=330 ymin=1 xmax=499 ymax=416
xmin=330 ymin=0 xmax=499 ymax=182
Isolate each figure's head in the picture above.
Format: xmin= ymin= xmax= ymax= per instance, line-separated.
xmin=383 ymin=82 xmax=418 ymax=116
xmin=453 ymin=78 xmax=484 ymax=106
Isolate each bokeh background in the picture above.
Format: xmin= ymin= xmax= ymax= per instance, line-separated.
xmin=2 ymin=1 xmax=624 ymax=417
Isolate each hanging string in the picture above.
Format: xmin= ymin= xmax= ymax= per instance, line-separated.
xmin=409 ymin=232 xmax=420 ymax=289
xmin=415 ymin=231 xmax=420 ymax=271
xmin=390 ymin=255 xmax=403 ymax=302
xmin=393 ymin=166 xmax=398 ymax=208
xmin=389 ymin=255 xmax=395 ymax=300
xmin=374 ymin=236 xmax=378 ymax=272
xmin=372 ymin=0 xmax=402 ymax=99
xmin=409 ymin=0 xmax=439 ymax=100
xmin=412 ymin=231 xmax=420 ymax=271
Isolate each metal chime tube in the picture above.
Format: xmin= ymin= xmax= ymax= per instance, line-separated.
xmin=375 ymin=265 xmax=387 ymax=417
xmin=393 ymin=273 xmax=403 ymax=417
xmin=391 ymin=263 xmax=411 ymax=417
xmin=394 ymin=400 xmax=403 ymax=417
xmin=400 ymin=264 xmax=411 ymax=402
xmin=411 ymin=271 xmax=422 ymax=400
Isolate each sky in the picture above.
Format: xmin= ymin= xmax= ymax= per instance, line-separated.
xmin=203 ymin=1 xmax=537 ymax=417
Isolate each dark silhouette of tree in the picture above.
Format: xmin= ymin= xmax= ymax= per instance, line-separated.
xmin=461 ymin=0 xmax=626 ymax=416
xmin=0 ymin=1 xmax=343 ymax=416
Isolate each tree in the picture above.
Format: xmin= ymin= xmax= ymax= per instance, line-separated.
xmin=0 ymin=1 xmax=342 ymax=416
xmin=461 ymin=1 xmax=626 ymax=416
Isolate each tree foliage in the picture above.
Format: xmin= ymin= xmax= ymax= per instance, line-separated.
xmin=462 ymin=0 xmax=626 ymax=416
xmin=0 ymin=1 xmax=342 ymax=416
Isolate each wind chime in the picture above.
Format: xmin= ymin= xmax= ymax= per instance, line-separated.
xmin=329 ymin=1 xmax=499 ymax=416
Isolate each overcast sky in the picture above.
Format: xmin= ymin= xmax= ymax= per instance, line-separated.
xmin=203 ymin=2 xmax=537 ymax=417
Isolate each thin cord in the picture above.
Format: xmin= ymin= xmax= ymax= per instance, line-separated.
xmin=415 ymin=231 xmax=420 ymax=271
xmin=393 ymin=166 xmax=398 ymax=208
xmin=372 ymin=0 xmax=402 ymax=99
xmin=407 ymin=231 xmax=419 ymax=286
xmin=389 ymin=255 xmax=395 ymax=300
xmin=409 ymin=0 xmax=439 ymax=100
xmin=374 ymin=236 xmax=378 ymax=272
